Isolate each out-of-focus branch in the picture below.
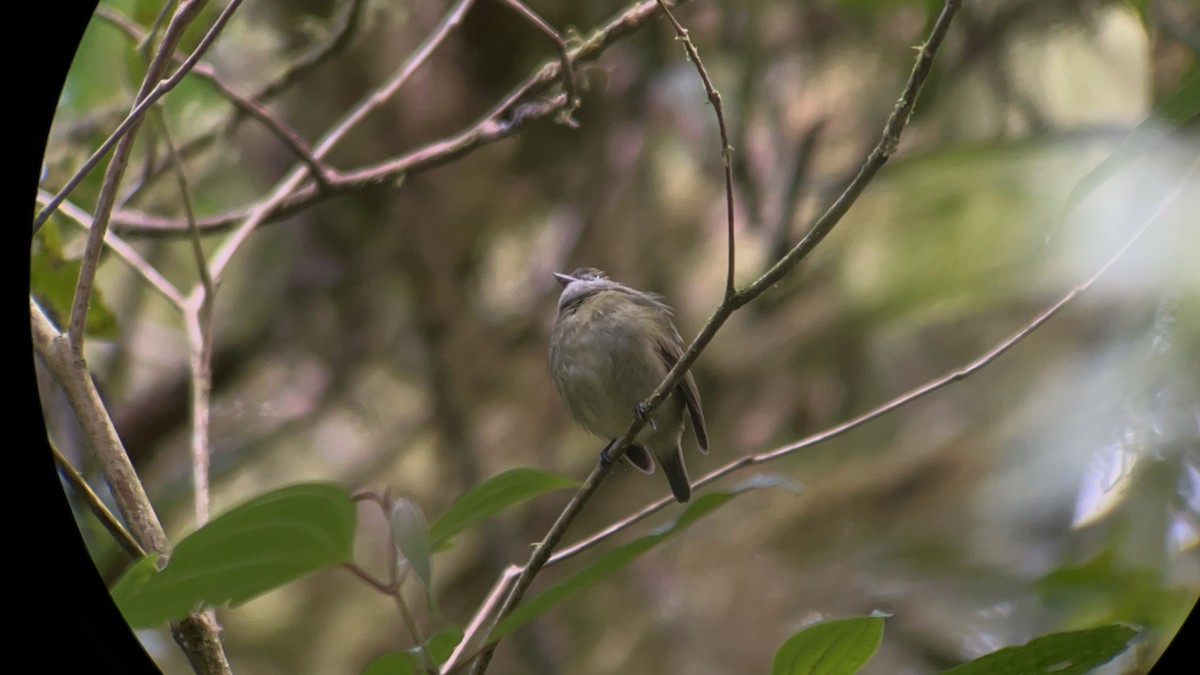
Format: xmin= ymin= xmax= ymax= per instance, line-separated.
xmin=767 ymin=118 xmax=827 ymax=266
xmin=498 ymin=0 xmax=579 ymax=117
xmin=458 ymin=3 xmax=961 ymax=673
xmin=110 ymin=0 xmax=698 ymax=237
xmin=255 ymin=0 xmax=368 ymax=102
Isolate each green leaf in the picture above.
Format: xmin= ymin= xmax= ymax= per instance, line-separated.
xmin=424 ymin=625 xmax=464 ymax=664
xmin=389 ymin=498 xmax=432 ymax=589
xmin=113 ymin=483 xmax=356 ymax=628
xmin=359 ymin=625 xmax=463 ymax=675
xmin=109 ymin=553 xmax=161 ymax=602
xmin=942 ymin=625 xmax=1138 ymax=675
xmin=770 ymin=616 xmax=886 ymax=675
xmin=361 ymin=651 xmax=417 ymax=675
xmin=30 ymin=220 xmax=119 ymax=340
xmin=489 ymin=475 xmax=797 ymax=642
xmin=429 ymin=468 xmax=580 ymax=551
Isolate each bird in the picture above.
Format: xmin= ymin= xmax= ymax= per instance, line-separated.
xmin=548 ymin=267 xmax=708 ymax=502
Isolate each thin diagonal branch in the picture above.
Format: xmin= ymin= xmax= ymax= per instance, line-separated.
xmin=37 ymin=190 xmax=186 ymax=309
xmin=655 ymin=0 xmax=736 ymax=298
xmin=462 ymin=4 xmax=961 ymax=673
xmin=498 ymin=0 xmax=579 ymax=116
xmin=160 ymin=114 xmax=217 ymax=527
xmin=51 ymin=439 xmax=146 ymax=560
xmin=255 ymin=0 xmax=368 ymax=102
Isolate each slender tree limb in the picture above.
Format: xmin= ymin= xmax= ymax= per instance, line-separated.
xmin=655 ymin=0 xmax=737 ymax=298
xmin=462 ymin=4 xmax=960 ymax=672
xmin=36 ymin=190 xmax=186 ymax=309
xmin=498 ymin=0 xmax=579 ymax=117
xmin=254 ymin=0 xmax=368 ymax=102
xmin=50 ymin=439 xmax=145 ymax=560
xmin=160 ymin=115 xmax=217 ymax=527
xmin=110 ymin=0 xmax=696 ymax=237
xmin=343 ymin=562 xmax=397 ymax=594
xmin=35 ymin=0 xmax=245 ymax=233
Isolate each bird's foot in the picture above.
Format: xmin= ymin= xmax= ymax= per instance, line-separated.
xmin=599 ymin=440 xmax=616 ymax=473
xmin=634 ymin=402 xmax=657 ymax=430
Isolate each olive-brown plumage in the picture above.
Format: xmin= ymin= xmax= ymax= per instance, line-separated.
xmin=549 ymin=268 xmax=708 ymax=502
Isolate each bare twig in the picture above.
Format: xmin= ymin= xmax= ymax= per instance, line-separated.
xmin=160 ymin=115 xmax=217 ymax=527
xmin=110 ymin=0 xmax=697 ymax=237
xmin=343 ymin=562 xmax=397 ymax=594
xmin=50 ymin=439 xmax=146 ymax=560
xmin=498 ymin=0 xmax=579 ymax=117
xmin=655 ymin=0 xmax=737 ymax=298
xmin=461 ymin=4 xmax=961 ymax=673
xmin=35 ymin=0 xmax=246 ymax=233
xmin=254 ymin=0 xmax=368 ymax=102
xmin=36 ymin=190 xmax=186 ymax=309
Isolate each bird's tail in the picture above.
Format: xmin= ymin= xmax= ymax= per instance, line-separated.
xmin=659 ymin=447 xmax=691 ymax=503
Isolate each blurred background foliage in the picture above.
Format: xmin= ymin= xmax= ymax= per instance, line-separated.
xmin=36 ymin=0 xmax=1198 ymax=673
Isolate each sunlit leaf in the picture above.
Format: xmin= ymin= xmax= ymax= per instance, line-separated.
xmin=113 ymin=483 xmax=356 ymax=628
xmin=429 ymin=468 xmax=580 ymax=551
xmin=941 ymin=625 xmax=1137 ymax=675
xmin=489 ymin=475 xmax=798 ymax=642
xmin=770 ymin=615 xmax=885 ymax=675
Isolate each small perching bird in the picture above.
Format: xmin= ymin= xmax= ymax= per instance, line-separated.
xmin=549 ymin=268 xmax=709 ymax=502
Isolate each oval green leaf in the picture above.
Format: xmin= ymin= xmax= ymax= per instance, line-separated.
xmin=771 ymin=616 xmax=885 ymax=675
xmin=429 ymin=468 xmax=579 ymax=551
xmin=113 ymin=482 xmax=356 ymax=628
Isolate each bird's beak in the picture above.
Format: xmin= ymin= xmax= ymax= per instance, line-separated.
xmin=553 ymin=272 xmax=575 ymax=288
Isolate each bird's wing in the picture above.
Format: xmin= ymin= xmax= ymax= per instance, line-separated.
xmin=655 ymin=335 xmax=709 ymax=453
